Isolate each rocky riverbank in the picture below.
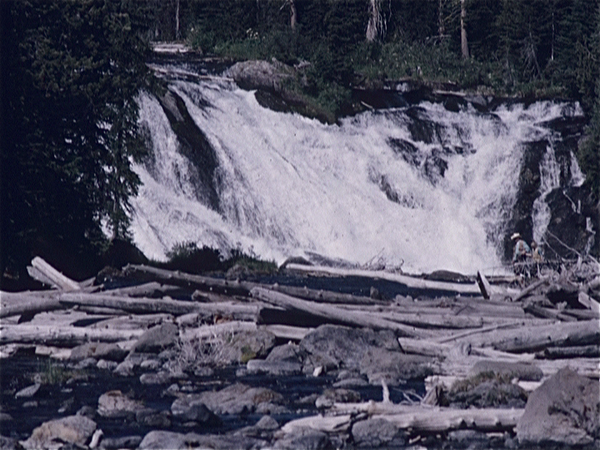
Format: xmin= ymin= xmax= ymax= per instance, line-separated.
xmin=1 ymin=258 xmax=599 ymax=449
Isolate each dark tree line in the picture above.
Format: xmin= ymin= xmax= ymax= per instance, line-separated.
xmin=1 ymin=0 xmax=598 ymax=289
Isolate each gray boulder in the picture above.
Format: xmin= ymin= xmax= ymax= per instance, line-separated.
xmin=20 ymin=415 xmax=96 ymax=450
xmin=99 ymin=435 xmax=142 ymax=449
xmin=220 ymin=329 xmax=277 ymax=364
xmin=300 ymin=325 xmax=399 ymax=371
xmin=139 ymin=431 xmax=186 ymax=450
xmin=224 ymin=60 xmax=293 ymax=92
xmin=133 ymin=322 xmax=178 ymax=353
xmin=194 ymin=383 xmax=284 ymax=415
xmin=352 ymin=418 xmax=407 ymax=448
xmin=516 ymin=368 xmax=599 ymax=446
xmin=171 ymin=395 xmax=221 ymax=425
xmin=97 ymin=390 xmax=145 ymax=419
xmin=360 ymin=347 xmax=433 ymax=385
xmin=469 ymin=360 xmax=543 ymax=381
xmin=70 ymin=342 xmax=127 ymax=362
xmin=273 ymin=428 xmax=331 ymax=450
xmin=247 ymin=359 xmax=302 ymax=376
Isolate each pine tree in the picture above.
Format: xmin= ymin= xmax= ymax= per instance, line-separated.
xmin=1 ymin=0 xmax=151 ymax=282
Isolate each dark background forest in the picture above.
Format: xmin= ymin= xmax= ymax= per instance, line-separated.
xmin=1 ymin=0 xmax=599 ymax=289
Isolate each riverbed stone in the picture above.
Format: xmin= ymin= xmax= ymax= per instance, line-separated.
xmin=469 ymin=360 xmax=543 ymax=381
xmin=246 ymin=359 xmax=302 ymax=376
xmin=15 ymin=383 xmax=41 ymax=398
xmin=20 ymin=414 xmax=96 ymax=450
xmin=266 ymin=342 xmax=306 ymax=363
xmin=220 ymin=329 xmax=277 ymax=364
xmin=139 ymin=431 xmax=263 ymax=450
xmin=359 ymin=347 xmax=434 ymax=385
xmin=352 ymin=417 xmax=407 ymax=448
xmin=300 ymin=325 xmax=399 ymax=371
xmin=99 ymin=435 xmax=142 ymax=449
xmin=133 ymin=322 xmax=178 ymax=353
xmin=195 ymin=382 xmax=284 ymax=415
xmin=516 ymin=367 xmax=600 ymax=446
xmin=97 ymin=390 xmax=145 ymax=419
xmin=171 ymin=395 xmax=222 ymax=425
xmin=70 ymin=342 xmax=127 ymax=362
xmin=273 ymin=428 xmax=331 ymax=450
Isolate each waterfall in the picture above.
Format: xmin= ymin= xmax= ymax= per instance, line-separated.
xmin=132 ymin=68 xmax=585 ymax=275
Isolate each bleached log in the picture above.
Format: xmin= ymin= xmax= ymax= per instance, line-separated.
xmin=512 ymin=277 xmax=549 ymax=302
xmin=476 ymin=270 xmax=492 ymax=299
xmin=104 ymin=282 xmax=190 ymax=298
xmin=451 ymin=319 xmax=600 ymax=353
xmin=30 ymin=257 xmax=81 ymax=291
xmin=281 ymin=414 xmax=352 ymax=434
xmin=0 ymin=324 xmax=144 ymax=346
xmin=59 ymin=292 xmax=261 ymax=320
xmin=180 ymin=321 xmax=258 ymax=341
xmin=435 ymin=320 xmax=549 ymax=344
xmin=261 ymin=324 xmax=311 ymax=341
xmin=522 ymin=304 xmax=576 ymax=321
xmin=398 ymin=338 xmax=534 ymax=361
xmin=285 ymin=264 xmax=519 ymax=297
xmin=90 ymin=313 xmax=174 ymax=331
xmin=578 ymin=291 xmax=600 ymax=313
xmin=282 ymin=407 xmax=523 ymax=434
xmin=0 ymin=292 xmax=65 ymax=319
xmin=123 ymin=264 xmax=253 ymax=296
xmin=251 ymin=287 xmax=432 ymax=338
xmin=538 ymin=344 xmax=600 ymax=359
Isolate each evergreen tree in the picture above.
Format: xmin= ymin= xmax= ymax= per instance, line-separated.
xmin=1 ymin=0 xmax=151 ymax=283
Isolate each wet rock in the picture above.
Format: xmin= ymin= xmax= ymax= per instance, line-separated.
xmin=220 ymin=329 xmax=277 ymax=364
xmin=99 ymin=435 xmax=142 ymax=449
xmin=359 ymin=348 xmax=433 ymax=385
xmin=96 ymin=359 xmax=118 ymax=371
xmin=469 ymin=360 xmax=543 ymax=381
xmin=447 ymin=429 xmax=491 ymax=449
xmin=139 ymin=370 xmax=172 ymax=385
xmin=139 ymin=430 xmax=186 ymax=449
xmin=246 ymin=359 xmax=302 ymax=376
xmin=135 ymin=408 xmax=171 ymax=428
xmin=139 ymin=431 xmax=263 ymax=450
xmin=266 ymin=342 xmax=306 ymax=363
xmin=133 ymin=322 xmax=178 ymax=353
xmin=315 ymin=388 xmax=361 ymax=408
xmin=447 ymin=371 xmax=528 ymax=409
xmin=15 ymin=383 xmax=41 ymax=398
xmin=69 ymin=342 xmax=127 ymax=362
xmin=273 ymin=428 xmax=331 ymax=450
xmin=516 ymin=368 xmax=599 ymax=446
xmin=20 ymin=414 xmax=96 ymax=450
xmin=255 ymin=415 xmax=280 ymax=430
xmin=351 ymin=417 xmax=407 ymax=448
xmin=195 ymin=382 xmax=284 ymax=415
xmin=139 ymin=359 xmax=161 ymax=371
xmin=224 ymin=59 xmax=293 ymax=92
xmin=300 ymin=325 xmax=399 ymax=371
xmin=97 ymin=390 xmax=145 ymax=419
xmin=0 ymin=436 xmax=18 ymax=450
xmin=171 ymin=396 xmax=222 ymax=425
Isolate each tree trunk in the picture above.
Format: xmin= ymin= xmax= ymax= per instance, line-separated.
xmin=366 ymin=0 xmax=387 ymax=42
xmin=251 ymin=287 xmax=432 ymax=338
xmin=0 ymin=324 xmax=143 ymax=346
xmin=460 ymin=0 xmax=469 ymax=59
xmin=288 ymin=0 xmax=297 ymax=30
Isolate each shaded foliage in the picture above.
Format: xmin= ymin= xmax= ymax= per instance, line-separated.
xmin=1 ymin=0 xmax=151 ymax=284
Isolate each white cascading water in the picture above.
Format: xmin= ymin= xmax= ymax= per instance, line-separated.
xmin=131 ymin=73 xmax=584 ymax=275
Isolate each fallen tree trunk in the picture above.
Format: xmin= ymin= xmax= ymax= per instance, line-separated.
xmin=0 ymin=324 xmax=144 ymax=346
xmin=452 ymin=319 xmax=600 ymax=353
xmin=59 ymin=292 xmax=262 ymax=320
xmin=284 ymin=264 xmax=519 ymax=297
xmin=29 ymin=257 xmax=81 ymax=291
xmin=0 ymin=292 xmax=65 ymax=319
xmin=282 ymin=406 xmax=524 ymax=434
xmin=251 ymin=287 xmax=432 ymax=338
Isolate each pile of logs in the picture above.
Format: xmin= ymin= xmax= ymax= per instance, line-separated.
xmin=1 ymin=256 xmax=599 ymax=439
